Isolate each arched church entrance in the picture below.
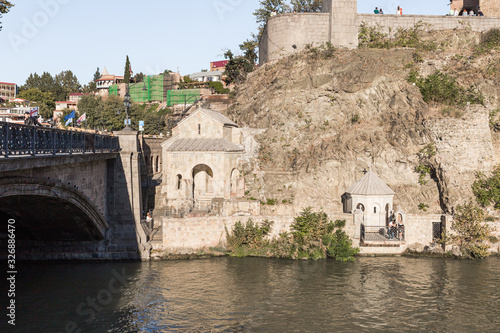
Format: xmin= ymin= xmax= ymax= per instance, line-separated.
xmin=192 ymin=164 xmax=214 ymax=201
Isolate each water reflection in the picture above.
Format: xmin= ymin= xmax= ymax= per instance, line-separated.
xmin=2 ymin=257 xmax=500 ymax=332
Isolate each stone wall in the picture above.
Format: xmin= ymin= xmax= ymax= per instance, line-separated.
xmin=482 ymin=0 xmax=500 ymax=17
xmin=260 ymin=11 xmax=500 ymax=64
xmin=426 ymin=106 xmax=496 ymax=208
xmin=2 ymin=155 xmax=112 ymax=219
xmin=259 ymin=13 xmax=330 ymax=64
xmin=357 ymin=14 xmax=500 ymax=34
xmin=157 ymin=212 xmax=447 ymax=255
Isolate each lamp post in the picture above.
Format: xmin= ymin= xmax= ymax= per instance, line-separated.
xmin=123 ymin=84 xmax=132 ymax=130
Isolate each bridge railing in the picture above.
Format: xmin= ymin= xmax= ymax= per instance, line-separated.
xmin=0 ymin=122 xmax=120 ymax=157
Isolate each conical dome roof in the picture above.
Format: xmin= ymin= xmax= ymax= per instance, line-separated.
xmin=346 ymin=170 xmax=395 ymax=196
xmin=101 ymin=67 xmax=109 ymax=76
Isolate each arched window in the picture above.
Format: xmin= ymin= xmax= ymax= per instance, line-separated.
xmin=356 ymin=203 xmax=365 ymax=212
xmin=198 ymin=124 xmax=201 ymax=135
xmin=155 ymin=156 xmax=159 ymax=173
xmin=177 ymin=174 xmax=182 ymax=190
xmin=374 ymin=207 xmax=377 ymax=214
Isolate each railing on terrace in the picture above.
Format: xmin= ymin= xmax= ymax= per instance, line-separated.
xmin=0 ymin=122 xmax=120 ymax=157
xmin=360 ymin=224 xmax=405 ymax=243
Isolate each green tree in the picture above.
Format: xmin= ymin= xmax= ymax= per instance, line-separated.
xmin=291 ymin=0 xmax=322 ymax=12
xmin=124 ymin=55 xmax=131 ymax=84
xmin=253 ymin=0 xmax=290 ymax=24
xmin=449 ymin=202 xmax=492 ymax=259
xmin=134 ymin=72 xmax=144 ymax=83
xmin=0 ymin=0 xmax=14 ymax=31
xmin=17 ymin=88 xmax=54 ymax=119
xmin=223 ymin=37 xmax=258 ymax=85
xmin=55 ymin=70 xmax=81 ymax=97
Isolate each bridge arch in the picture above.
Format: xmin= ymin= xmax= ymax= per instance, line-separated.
xmin=0 ymin=177 xmax=109 ymax=241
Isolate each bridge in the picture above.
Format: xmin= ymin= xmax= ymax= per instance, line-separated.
xmin=0 ymin=122 xmax=157 ymax=261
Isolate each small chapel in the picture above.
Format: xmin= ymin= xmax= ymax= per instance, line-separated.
xmin=342 ymin=169 xmax=395 ymax=227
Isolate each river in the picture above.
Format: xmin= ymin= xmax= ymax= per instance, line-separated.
xmin=2 ymin=256 xmax=500 ymax=332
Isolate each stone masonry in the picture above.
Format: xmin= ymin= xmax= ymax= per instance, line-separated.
xmin=259 ymin=0 xmax=500 ymax=64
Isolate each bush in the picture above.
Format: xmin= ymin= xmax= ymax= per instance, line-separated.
xmin=473 ymin=166 xmax=500 ymax=209
xmin=449 ymin=202 xmax=492 ymax=259
xmin=479 ymin=28 xmax=500 ymax=51
xmin=359 ymin=22 xmax=436 ymax=51
xmin=225 ymin=219 xmax=273 ymax=254
xmin=414 ymin=71 xmax=484 ymax=107
xmin=208 ymin=81 xmax=230 ymax=94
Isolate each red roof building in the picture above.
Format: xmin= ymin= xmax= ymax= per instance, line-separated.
xmin=210 ymin=60 xmax=229 ymax=72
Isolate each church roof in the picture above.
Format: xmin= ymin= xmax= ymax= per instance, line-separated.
xmin=345 ymin=170 xmax=395 ymax=196
xmin=177 ymin=108 xmax=238 ymax=128
xmin=165 ymin=138 xmax=244 ymax=152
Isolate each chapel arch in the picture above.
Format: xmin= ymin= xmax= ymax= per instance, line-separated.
xmin=230 ymin=168 xmax=238 ymax=197
xmin=191 ymin=164 xmax=214 ymax=200
xmin=356 ymin=203 xmax=365 ymax=212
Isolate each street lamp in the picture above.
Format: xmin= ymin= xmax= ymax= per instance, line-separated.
xmin=123 ymin=85 xmax=132 ymax=130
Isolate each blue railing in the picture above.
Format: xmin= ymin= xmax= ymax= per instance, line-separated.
xmin=0 ymin=122 xmax=120 ymax=157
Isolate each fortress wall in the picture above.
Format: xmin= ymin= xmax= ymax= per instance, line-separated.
xmin=259 ymin=13 xmax=330 ymax=64
xmin=358 ymin=14 xmax=500 ymax=34
xmin=260 ymin=12 xmax=500 ymax=64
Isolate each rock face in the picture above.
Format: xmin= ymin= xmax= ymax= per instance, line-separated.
xmin=227 ymin=39 xmax=500 ymax=214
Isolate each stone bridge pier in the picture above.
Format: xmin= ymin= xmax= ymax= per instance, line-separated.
xmin=0 ymin=127 xmax=150 ymax=261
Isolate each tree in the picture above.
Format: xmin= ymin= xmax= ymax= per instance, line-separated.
xmin=449 ymin=202 xmax=492 ymax=259
xmin=17 ymin=88 xmax=55 ymax=119
xmin=291 ymin=0 xmax=322 ymax=12
xmin=0 ymin=0 xmax=14 ymax=31
xmin=223 ymin=37 xmax=258 ymax=85
xmin=55 ymin=70 xmax=81 ymax=97
xmin=134 ymin=72 xmax=144 ymax=83
xmin=83 ymin=67 xmax=101 ymax=93
xmin=253 ymin=0 xmax=290 ymax=24
xmin=124 ymin=55 xmax=131 ymax=84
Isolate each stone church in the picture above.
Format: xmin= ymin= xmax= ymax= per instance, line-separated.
xmin=160 ymin=108 xmax=247 ymax=213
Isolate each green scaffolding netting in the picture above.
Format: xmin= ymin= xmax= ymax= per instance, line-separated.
xmin=166 ymin=89 xmax=201 ymax=107
xmin=109 ymin=85 xmax=118 ymax=96
xmin=130 ymin=75 xmax=164 ymax=103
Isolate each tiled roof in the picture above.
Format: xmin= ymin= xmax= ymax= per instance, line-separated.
xmin=165 ymin=138 xmax=244 ymax=152
xmin=0 ymin=82 xmax=16 ymax=85
xmin=346 ymin=170 xmax=395 ymax=196
xmin=176 ymin=108 xmax=238 ymax=128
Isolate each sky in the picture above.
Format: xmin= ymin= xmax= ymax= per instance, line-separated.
xmin=0 ymin=0 xmax=450 ymax=86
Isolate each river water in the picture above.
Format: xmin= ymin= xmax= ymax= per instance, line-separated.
xmin=2 ymin=256 xmax=500 ymax=332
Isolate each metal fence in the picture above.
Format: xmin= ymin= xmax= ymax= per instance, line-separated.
xmin=0 ymin=122 xmax=120 ymax=157
xmin=361 ymin=224 xmax=405 ymax=243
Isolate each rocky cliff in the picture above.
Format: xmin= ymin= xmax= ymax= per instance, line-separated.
xmin=227 ymin=30 xmax=500 ymax=214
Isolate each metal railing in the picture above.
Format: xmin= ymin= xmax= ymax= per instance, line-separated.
xmin=0 ymin=122 xmax=120 ymax=157
xmin=361 ymin=224 xmax=405 ymax=243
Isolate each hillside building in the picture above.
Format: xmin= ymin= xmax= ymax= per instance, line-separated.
xmin=0 ymin=82 xmax=17 ymax=102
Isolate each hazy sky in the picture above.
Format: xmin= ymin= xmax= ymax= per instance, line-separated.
xmin=0 ymin=0 xmax=450 ymax=86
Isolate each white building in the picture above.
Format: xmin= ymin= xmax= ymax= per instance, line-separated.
xmin=189 ymin=71 xmax=223 ymax=83
xmin=342 ymin=169 xmax=395 ymax=227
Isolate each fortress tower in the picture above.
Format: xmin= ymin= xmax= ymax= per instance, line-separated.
xmin=322 ymin=0 xmax=358 ymax=49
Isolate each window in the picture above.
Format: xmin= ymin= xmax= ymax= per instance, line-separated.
xmin=177 ymin=174 xmax=182 ymax=190
xmin=198 ymin=124 xmax=201 ymax=135
xmin=374 ymin=207 xmax=377 ymax=213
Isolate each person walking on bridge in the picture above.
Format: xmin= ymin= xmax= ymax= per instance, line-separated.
xmin=24 ymin=112 xmax=40 ymax=126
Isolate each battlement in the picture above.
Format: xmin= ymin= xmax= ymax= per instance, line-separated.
xmin=259 ymin=0 xmax=500 ymax=64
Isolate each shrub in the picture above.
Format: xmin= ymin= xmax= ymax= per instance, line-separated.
xmin=418 ymin=203 xmax=430 ymax=212
xmin=225 ymin=219 xmax=274 ymax=253
xmin=414 ymin=71 xmax=484 ymax=107
xmin=415 ymin=164 xmax=431 ymax=185
xmin=479 ymin=28 xmax=500 ymax=51
xmin=359 ymin=22 xmax=436 ymax=51
xmin=208 ymin=81 xmax=230 ymax=94
xmin=449 ymin=202 xmax=492 ymax=259
xmin=473 ymin=166 xmax=500 ymax=209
